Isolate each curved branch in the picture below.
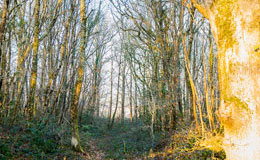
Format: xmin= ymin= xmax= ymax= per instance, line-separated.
xmin=190 ymin=0 xmax=209 ymax=18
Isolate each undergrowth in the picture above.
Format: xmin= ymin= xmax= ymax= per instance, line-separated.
xmin=0 ymin=114 xmax=226 ymax=160
xmin=80 ymin=116 xmax=162 ymax=159
xmin=0 ymin=117 xmax=90 ymax=160
xmin=0 ymin=119 xmax=65 ymax=159
xmin=148 ymin=124 xmax=226 ymax=160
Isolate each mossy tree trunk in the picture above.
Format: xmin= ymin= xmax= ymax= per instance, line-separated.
xmin=192 ymin=0 xmax=260 ymax=159
xmin=28 ymin=0 xmax=40 ymax=118
xmin=70 ymin=0 xmax=86 ymax=152
xmin=0 ymin=0 xmax=10 ymax=94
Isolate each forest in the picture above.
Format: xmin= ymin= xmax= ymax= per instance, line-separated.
xmin=1 ymin=0 xmax=260 ymax=159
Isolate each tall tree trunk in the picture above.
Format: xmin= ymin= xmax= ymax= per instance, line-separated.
xmin=0 ymin=0 xmax=9 ymax=93
xmin=28 ymin=0 xmax=40 ymax=118
xmin=109 ymin=53 xmax=122 ymax=129
xmin=185 ymin=6 xmax=195 ymax=122
xmin=129 ymin=73 xmax=133 ymax=122
xmin=134 ymin=76 xmax=138 ymax=121
xmin=208 ymin=26 xmax=215 ymax=130
xmin=121 ymin=60 xmax=126 ymax=124
xmin=192 ymin=0 xmax=260 ymax=159
xmin=108 ymin=60 xmax=113 ymax=125
xmin=70 ymin=0 xmax=86 ymax=152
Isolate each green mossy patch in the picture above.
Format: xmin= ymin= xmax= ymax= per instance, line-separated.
xmin=218 ymin=96 xmax=251 ymax=135
xmin=225 ymin=96 xmax=249 ymax=112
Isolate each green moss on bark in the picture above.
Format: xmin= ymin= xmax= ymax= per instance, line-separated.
xmin=225 ymin=96 xmax=249 ymax=112
xmin=214 ymin=0 xmax=237 ymax=50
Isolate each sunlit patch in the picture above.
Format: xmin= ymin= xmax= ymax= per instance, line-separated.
xmin=209 ymin=1 xmax=260 ymax=159
xmin=223 ymin=113 xmax=260 ymax=160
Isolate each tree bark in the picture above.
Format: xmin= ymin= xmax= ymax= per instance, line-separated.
xmin=108 ymin=60 xmax=113 ymax=125
xmin=121 ymin=59 xmax=126 ymax=124
xmin=0 ymin=0 xmax=9 ymax=95
xmin=109 ymin=52 xmax=122 ymax=129
xmin=129 ymin=73 xmax=133 ymax=122
xmin=192 ymin=0 xmax=260 ymax=159
xmin=70 ymin=0 xmax=86 ymax=152
xmin=28 ymin=0 xmax=40 ymax=118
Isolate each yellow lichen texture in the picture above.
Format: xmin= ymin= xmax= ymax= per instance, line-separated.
xmin=218 ymin=96 xmax=251 ymax=135
xmin=213 ymin=0 xmax=239 ymax=102
xmin=225 ymin=96 xmax=249 ymax=111
xmin=214 ymin=0 xmax=237 ymax=50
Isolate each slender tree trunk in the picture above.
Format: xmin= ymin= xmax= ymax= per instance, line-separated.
xmin=134 ymin=77 xmax=138 ymax=121
xmin=185 ymin=6 xmax=195 ymax=122
xmin=121 ymin=60 xmax=126 ymax=124
xmin=0 ymin=0 xmax=9 ymax=92
xmin=108 ymin=60 xmax=113 ymax=125
xmin=203 ymin=51 xmax=213 ymax=131
xmin=129 ymin=73 xmax=133 ymax=122
xmin=109 ymin=53 xmax=122 ymax=129
xmin=28 ymin=0 xmax=40 ymax=118
xmin=208 ymin=26 xmax=215 ymax=130
xmin=0 ymin=0 xmax=9 ymax=44
xmin=0 ymin=0 xmax=10 ymax=110
xmin=183 ymin=40 xmax=204 ymax=134
xmin=70 ymin=0 xmax=86 ymax=152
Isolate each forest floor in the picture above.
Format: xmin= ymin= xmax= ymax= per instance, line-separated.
xmin=78 ymin=117 xmax=162 ymax=159
xmin=0 ymin=116 xmax=161 ymax=160
xmin=0 ymin=115 xmax=226 ymax=160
